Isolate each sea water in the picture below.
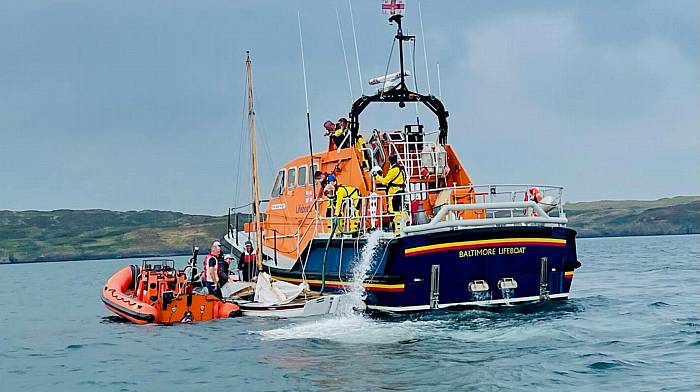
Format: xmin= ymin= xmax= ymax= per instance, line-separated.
xmin=260 ymin=229 xmax=385 ymax=342
xmin=0 ymin=235 xmax=698 ymax=391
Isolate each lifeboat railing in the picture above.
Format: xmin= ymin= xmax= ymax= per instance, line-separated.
xmin=306 ymin=184 xmax=567 ymax=239
xmin=387 ymin=140 xmax=447 ymax=186
xmin=257 ymin=184 xmax=567 ymax=260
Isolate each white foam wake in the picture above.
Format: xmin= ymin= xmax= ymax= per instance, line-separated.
xmin=258 ymin=230 xmax=387 ymax=342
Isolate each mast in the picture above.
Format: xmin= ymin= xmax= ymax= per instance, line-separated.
xmin=245 ymin=52 xmax=263 ymax=273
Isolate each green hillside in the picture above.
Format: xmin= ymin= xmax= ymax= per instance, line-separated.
xmin=0 ymin=210 xmax=234 ymax=262
xmin=1 ymin=196 xmax=698 ymax=262
xmin=565 ymin=196 xmax=700 ymax=237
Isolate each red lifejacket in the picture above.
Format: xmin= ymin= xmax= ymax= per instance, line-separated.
xmin=243 ymin=252 xmax=256 ymax=264
xmin=202 ymin=254 xmax=218 ymax=283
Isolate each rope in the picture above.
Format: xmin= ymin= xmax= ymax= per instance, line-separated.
xmin=410 ymin=35 xmax=420 ymax=122
xmin=229 ymin=202 xmax=253 ymax=211
xmin=369 ymin=240 xmax=391 ymax=282
xmin=380 ymin=39 xmax=396 ymax=98
xmin=348 ymin=0 xmax=364 ymax=95
xmin=336 ymin=8 xmax=354 ymax=103
xmin=297 ymin=11 xmax=310 ymax=113
xmin=234 ymin=71 xmax=248 ymax=208
xmin=412 ymin=38 xmax=419 ymax=92
xmin=418 ymin=0 xmax=431 ymax=95
xmin=437 ymin=63 xmax=442 ymax=99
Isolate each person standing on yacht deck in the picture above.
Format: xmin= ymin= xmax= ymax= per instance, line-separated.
xmin=218 ymin=253 xmax=232 ymax=286
xmin=238 ymin=240 xmax=257 ymax=282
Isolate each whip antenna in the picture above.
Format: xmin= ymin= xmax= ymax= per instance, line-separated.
xmin=418 ymin=0 xmax=431 ymax=95
xmin=409 ymin=33 xmax=420 ymax=124
xmin=336 ymin=8 xmax=354 ymax=103
xmin=297 ymin=11 xmax=310 ymax=114
xmin=348 ymin=0 xmax=364 ymax=95
xmin=437 ymin=62 xmax=443 ymax=99
xmin=297 ymin=11 xmax=316 ymax=200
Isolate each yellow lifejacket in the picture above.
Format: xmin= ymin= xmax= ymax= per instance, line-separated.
xmin=355 ymin=134 xmax=366 ymax=149
xmin=333 ymin=185 xmax=360 ymax=216
xmin=333 ymin=127 xmax=346 ymax=138
xmin=375 ymin=165 xmax=405 ymax=195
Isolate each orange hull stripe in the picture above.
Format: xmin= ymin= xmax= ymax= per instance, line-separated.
xmin=405 ymin=237 xmax=566 ymax=256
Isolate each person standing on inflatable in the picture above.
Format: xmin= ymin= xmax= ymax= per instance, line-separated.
xmin=238 ymin=240 xmax=257 ymax=282
xmin=202 ymin=241 xmax=223 ymax=299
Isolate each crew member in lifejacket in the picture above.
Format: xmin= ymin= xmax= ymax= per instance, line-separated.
xmin=315 ymin=170 xmax=337 ymax=196
xmin=219 ymin=253 xmax=232 ymax=286
xmin=202 ymin=241 xmax=223 ymax=299
xmin=324 ymin=183 xmax=361 ymax=233
xmin=323 ymin=120 xmax=338 ymax=150
xmin=354 ymin=131 xmax=371 ymax=171
xmin=237 ymin=240 xmax=257 ymax=282
xmin=331 ymin=118 xmax=350 ymax=149
xmin=374 ymin=154 xmax=406 ymax=235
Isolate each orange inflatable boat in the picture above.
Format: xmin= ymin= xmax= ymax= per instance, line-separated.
xmin=101 ymin=258 xmax=240 ymax=325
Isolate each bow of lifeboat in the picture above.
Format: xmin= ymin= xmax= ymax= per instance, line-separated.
xmin=101 ymin=260 xmax=241 ymax=325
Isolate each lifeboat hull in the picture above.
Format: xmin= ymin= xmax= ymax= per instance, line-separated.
xmin=101 ymin=265 xmax=240 ymax=325
xmin=267 ymin=226 xmax=580 ymax=312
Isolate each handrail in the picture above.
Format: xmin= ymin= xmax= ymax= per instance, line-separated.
xmin=403 ymin=201 xmax=567 ymax=234
xmin=252 ymin=183 xmax=568 ymax=257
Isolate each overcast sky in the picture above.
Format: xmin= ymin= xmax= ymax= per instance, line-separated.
xmin=1 ymin=0 xmax=698 ymax=215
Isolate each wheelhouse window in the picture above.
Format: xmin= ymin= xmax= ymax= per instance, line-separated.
xmin=310 ymin=163 xmax=319 ymax=184
xmin=298 ymin=166 xmax=307 ymax=187
xmin=271 ymin=169 xmax=285 ymax=198
xmin=288 ymin=168 xmax=296 ymax=190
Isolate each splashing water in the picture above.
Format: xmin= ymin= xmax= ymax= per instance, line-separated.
xmin=337 ymin=230 xmax=384 ymax=315
xmin=258 ymin=230 xmax=393 ymax=342
xmin=501 ymin=288 xmax=514 ymax=306
xmin=471 ymin=291 xmax=492 ymax=302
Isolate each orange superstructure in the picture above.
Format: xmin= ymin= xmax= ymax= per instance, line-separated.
xmin=250 ymin=129 xmax=484 ymax=264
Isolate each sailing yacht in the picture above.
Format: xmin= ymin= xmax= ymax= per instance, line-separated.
xmin=225 ymin=52 xmax=341 ymax=317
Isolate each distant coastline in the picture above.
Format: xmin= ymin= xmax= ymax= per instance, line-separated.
xmin=1 ymin=196 xmax=698 ymax=264
xmin=9 ymin=234 xmax=700 ymax=264
xmin=0 ymin=251 xmax=191 ymax=264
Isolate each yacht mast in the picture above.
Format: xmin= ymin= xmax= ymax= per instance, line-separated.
xmin=245 ymin=51 xmax=263 ymax=273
